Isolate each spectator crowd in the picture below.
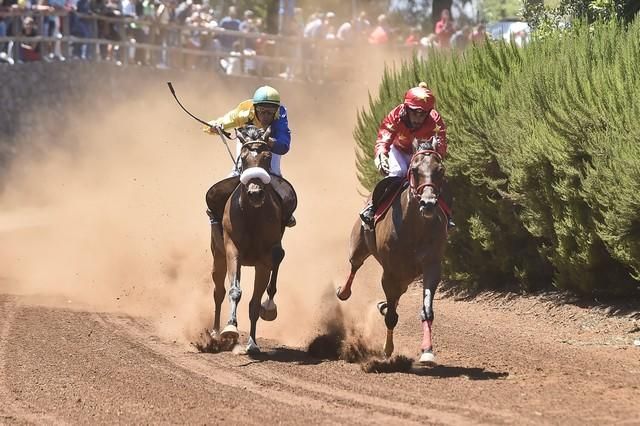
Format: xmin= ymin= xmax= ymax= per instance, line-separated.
xmin=0 ymin=0 xmax=489 ymax=81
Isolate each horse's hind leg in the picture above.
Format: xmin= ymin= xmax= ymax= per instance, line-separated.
xmin=381 ymin=274 xmax=401 ymax=358
xmin=260 ymin=243 xmax=284 ymax=321
xmin=247 ymin=264 xmax=270 ymax=354
xmin=211 ymin=225 xmax=226 ymax=336
xmin=211 ymin=251 xmax=227 ymax=336
xmin=336 ymin=219 xmax=371 ymax=301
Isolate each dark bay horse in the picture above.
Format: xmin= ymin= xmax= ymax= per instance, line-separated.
xmin=336 ymin=138 xmax=448 ymax=364
xmin=206 ymin=126 xmax=297 ymax=354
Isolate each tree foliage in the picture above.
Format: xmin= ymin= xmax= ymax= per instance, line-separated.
xmin=523 ymin=0 xmax=639 ymax=32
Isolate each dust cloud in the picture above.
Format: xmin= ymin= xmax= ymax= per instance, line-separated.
xmin=0 ymin=51 xmax=410 ymax=348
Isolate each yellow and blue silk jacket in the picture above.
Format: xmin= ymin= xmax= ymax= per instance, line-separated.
xmin=208 ymin=99 xmax=292 ymax=155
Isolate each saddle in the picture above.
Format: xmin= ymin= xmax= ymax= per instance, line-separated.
xmin=205 ymin=174 xmax=297 ymax=224
xmin=372 ymin=177 xmax=408 ymax=226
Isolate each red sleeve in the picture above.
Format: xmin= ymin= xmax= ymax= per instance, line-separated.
xmin=430 ymin=109 xmax=448 ymax=157
xmin=374 ymin=105 xmax=402 ymax=156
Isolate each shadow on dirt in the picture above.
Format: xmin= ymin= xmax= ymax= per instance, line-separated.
xmin=408 ymin=364 xmax=509 ymax=380
xmin=440 ymin=282 xmax=640 ymax=320
xmin=241 ymin=347 xmax=324 ymax=366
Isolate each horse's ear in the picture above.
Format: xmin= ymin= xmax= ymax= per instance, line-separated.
xmin=237 ymin=131 xmax=246 ymax=145
xmin=430 ymin=135 xmax=440 ymax=151
xmin=262 ymin=126 xmax=272 ymax=142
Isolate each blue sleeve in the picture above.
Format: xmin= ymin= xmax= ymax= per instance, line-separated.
xmin=270 ymin=105 xmax=291 ymax=155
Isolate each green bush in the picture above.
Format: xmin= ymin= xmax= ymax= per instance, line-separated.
xmin=354 ymin=20 xmax=640 ymax=296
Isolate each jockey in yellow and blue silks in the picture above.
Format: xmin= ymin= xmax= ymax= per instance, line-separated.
xmin=204 ymin=85 xmax=296 ymax=227
xmin=204 ymin=85 xmax=291 ymax=177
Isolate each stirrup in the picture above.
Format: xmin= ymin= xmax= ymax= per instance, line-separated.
xmin=447 ymin=217 xmax=456 ymax=231
xmin=360 ymin=211 xmax=374 ymax=231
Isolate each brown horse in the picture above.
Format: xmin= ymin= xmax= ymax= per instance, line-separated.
xmin=206 ymin=126 xmax=297 ymax=354
xmin=336 ymin=138 xmax=448 ymax=364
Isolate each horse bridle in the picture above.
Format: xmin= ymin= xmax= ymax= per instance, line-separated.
xmin=239 ymin=140 xmax=272 ymax=175
xmin=407 ymin=149 xmax=443 ymax=200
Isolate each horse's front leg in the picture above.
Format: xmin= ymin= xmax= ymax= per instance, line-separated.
xmin=260 ymin=243 xmax=284 ymax=321
xmin=221 ymin=244 xmax=241 ymax=342
xmin=419 ymin=261 xmax=441 ymax=365
xmin=380 ymin=273 xmax=400 ymax=358
xmin=247 ymin=264 xmax=271 ymax=354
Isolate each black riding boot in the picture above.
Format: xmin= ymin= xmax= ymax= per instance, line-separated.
xmin=359 ymin=201 xmax=375 ymax=230
xmin=206 ymin=208 xmax=220 ymax=226
xmin=441 ymin=179 xmax=455 ymax=231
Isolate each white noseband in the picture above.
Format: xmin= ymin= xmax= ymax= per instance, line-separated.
xmin=240 ymin=167 xmax=271 ymax=185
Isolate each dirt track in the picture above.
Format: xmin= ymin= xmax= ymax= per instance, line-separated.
xmin=1 ymin=72 xmax=639 ymax=424
xmin=1 ymin=289 xmax=639 ymax=425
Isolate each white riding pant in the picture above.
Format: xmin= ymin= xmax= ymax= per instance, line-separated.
xmin=387 ymin=145 xmax=412 ymax=178
xmin=227 ymin=141 xmax=283 ymax=178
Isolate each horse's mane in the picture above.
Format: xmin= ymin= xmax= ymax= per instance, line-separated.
xmin=238 ymin=125 xmax=265 ymax=142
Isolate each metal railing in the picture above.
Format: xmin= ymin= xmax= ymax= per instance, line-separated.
xmin=0 ymin=9 xmax=407 ymax=81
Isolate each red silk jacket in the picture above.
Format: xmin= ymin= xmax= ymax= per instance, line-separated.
xmin=374 ymin=104 xmax=448 ymax=158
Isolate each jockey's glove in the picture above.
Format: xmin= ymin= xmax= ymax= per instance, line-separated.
xmin=203 ymin=123 xmax=223 ymax=135
xmin=375 ymin=152 xmax=390 ymax=176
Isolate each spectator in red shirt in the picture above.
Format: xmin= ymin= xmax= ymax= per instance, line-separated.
xmin=368 ymin=14 xmax=389 ymax=45
xmin=19 ymin=16 xmax=42 ymax=62
xmin=434 ymin=9 xmax=454 ymax=48
xmin=404 ymin=26 xmax=421 ymax=46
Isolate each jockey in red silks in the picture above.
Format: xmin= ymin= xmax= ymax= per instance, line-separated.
xmin=360 ymin=82 xmax=455 ymax=230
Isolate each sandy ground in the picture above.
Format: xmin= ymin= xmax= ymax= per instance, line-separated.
xmin=0 ymin=69 xmax=639 ymax=425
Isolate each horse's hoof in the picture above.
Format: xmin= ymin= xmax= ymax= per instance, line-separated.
xmin=336 ymin=286 xmax=351 ymax=301
xmin=383 ymin=342 xmax=394 ymax=358
xmin=221 ymin=324 xmax=239 ymax=341
xmin=259 ymin=299 xmax=278 ymax=321
xmin=246 ymin=337 xmax=260 ymax=354
xmin=377 ymin=301 xmax=388 ymax=316
xmin=419 ymin=350 xmax=436 ymax=366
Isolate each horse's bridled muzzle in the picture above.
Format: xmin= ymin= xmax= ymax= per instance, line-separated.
xmin=419 ymin=198 xmax=437 ymax=216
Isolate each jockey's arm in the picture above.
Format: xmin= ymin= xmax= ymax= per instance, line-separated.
xmin=269 ymin=107 xmax=291 ymax=155
xmin=205 ymin=100 xmax=253 ymax=133
xmin=430 ymin=109 xmax=448 ymax=158
xmin=374 ymin=108 xmax=400 ymax=157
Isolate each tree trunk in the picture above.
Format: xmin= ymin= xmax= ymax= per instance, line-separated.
xmin=265 ymin=0 xmax=279 ymax=35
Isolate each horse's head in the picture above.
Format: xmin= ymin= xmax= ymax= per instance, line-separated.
xmin=408 ymin=137 xmax=445 ymax=219
xmin=237 ymin=126 xmax=273 ymax=207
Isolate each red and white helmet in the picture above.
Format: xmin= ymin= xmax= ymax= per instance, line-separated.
xmin=403 ymin=82 xmax=435 ymax=112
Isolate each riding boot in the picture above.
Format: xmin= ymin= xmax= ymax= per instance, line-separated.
xmin=441 ymin=179 xmax=455 ymax=231
xmin=447 ymin=216 xmax=456 ymax=230
xmin=207 ymin=209 xmax=224 ymax=251
xmin=359 ymin=201 xmax=375 ymax=230
xmin=206 ymin=208 xmax=220 ymax=226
